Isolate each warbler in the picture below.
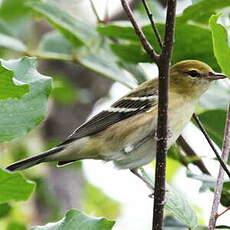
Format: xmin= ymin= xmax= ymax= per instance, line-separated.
xmin=7 ymin=60 xmax=226 ymax=172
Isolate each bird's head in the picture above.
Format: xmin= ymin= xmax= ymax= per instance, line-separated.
xmin=170 ymin=60 xmax=227 ymax=97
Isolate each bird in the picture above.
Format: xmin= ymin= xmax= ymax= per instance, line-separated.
xmin=6 ymin=60 xmax=226 ymax=178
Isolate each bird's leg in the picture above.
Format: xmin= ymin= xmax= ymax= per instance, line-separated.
xmin=130 ymin=168 xmax=155 ymax=192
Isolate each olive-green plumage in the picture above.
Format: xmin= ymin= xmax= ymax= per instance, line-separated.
xmin=7 ymin=60 xmax=226 ymax=171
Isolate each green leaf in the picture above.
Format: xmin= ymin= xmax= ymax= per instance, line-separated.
xmin=209 ymin=14 xmax=230 ymax=77
xmin=0 ymin=62 xmax=29 ymax=99
xmin=51 ymin=75 xmax=76 ymax=105
xmin=7 ymin=222 xmax=27 ymax=230
xmin=187 ymin=171 xmax=216 ymax=192
xmin=0 ymin=19 xmax=14 ymax=36
xmin=38 ymin=31 xmax=72 ymax=55
xmin=38 ymin=32 xmax=137 ymax=88
xmin=119 ymin=63 xmax=148 ymax=83
xmin=31 ymin=209 xmax=115 ymax=230
xmin=0 ymin=168 xmax=35 ymax=203
xmin=0 ymin=203 xmax=11 ymax=218
xmin=165 ymin=185 xmax=198 ymax=229
xmin=77 ymin=42 xmax=137 ymax=88
xmin=0 ymin=57 xmax=52 ymax=142
xmin=27 ymin=0 xmax=97 ymax=47
xmin=172 ymin=23 xmax=218 ymax=70
xmin=111 ymin=43 xmax=150 ymax=63
xmin=179 ymin=0 xmax=230 ymax=24
xmin=83 ymin=183 xmax=120 ymax=219
xmin=198 ymin=110 xmax=226 ymax=149
xmin=0 ymin=33 xmax=26 ymax=52
xmin=97 ymin=22 xmax=138 ymax=42
xmin=0 ymin=0 xmax=38 ymax=21
xmin=219 ymin=182 xmax=230 ymax=207
xmin=99 ymin=22 xmax=219 ymax=70
xmin=164 ymin=216 xmax=188 ymax=230
xmin=140 ymin=170 xmax=198 ymax=228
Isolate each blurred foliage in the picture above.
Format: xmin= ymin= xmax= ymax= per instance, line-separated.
xmin=210 ymin=13 xmax=230 ymax=77
xmin=38 ymin=31 xmax=72 ymax=55
xmin=0 ymin=203 xmax=12 ymax=219
xmin=198 ymin=110 xmax=226 ymax=149
xmin=51 ymin=75 xmax=77 ymax=105
xmin=141 ymin=169 xmax=198 ymax=228
xmin=6 ymin=222 xmax=27 ymax=230
xmin=178 ymin=0 xmax=230 ymax=24
xmin=187 ymin=171 xmax=230 ymax=207
xmin=0 ymin=168 xmax=35 ymax=203
xmin=0 ymin=0 xmax=230 ymax=229
xmin=27 ymin=0 xmax=97 ymax=48
xmin=82 ymin=183 xmax=120 ymax=220
xmin=31 ymin=209 xmax=115 ymax=230
xmin=221 ymin=182 xmax=230 ymax=207
xmin=0 ymin=57 xmax=52 ymax=142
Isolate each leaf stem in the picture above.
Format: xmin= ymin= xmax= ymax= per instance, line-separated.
xmin=25 ymin=51 xmax=73 ymax=62
xmin=208 ymin=103 xmax=230 ymax=230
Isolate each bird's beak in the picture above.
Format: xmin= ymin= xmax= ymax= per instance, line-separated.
xmin=205 ymin=72 xmax=227 ymax=80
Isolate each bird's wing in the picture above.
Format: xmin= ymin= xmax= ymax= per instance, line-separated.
xmin=60 ymin=79 xmax=158 ymax=145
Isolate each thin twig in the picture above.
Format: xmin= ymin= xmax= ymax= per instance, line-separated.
xmin=177 ymin=135 xmax=211 ymax=175
xmin=141 ymin=0 xmax=163 ymax=49
xmin=208 ymin=103 xmax=230 ymax=230
xmin=216 ymin=206 xmax=230 ymax=219
xmin=152 ymin=1 xmax=176 ymax=229
xmin=192 ymin=114 xmax=230 ymax=178
xmin=89 ymin=0 xmax=102 ymax=23
xmin=120 ymin=0 xmax=160 ymax=63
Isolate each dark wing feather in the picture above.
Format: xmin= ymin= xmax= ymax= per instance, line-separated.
xmin=60 ymin=83 xmax=158 ymax=146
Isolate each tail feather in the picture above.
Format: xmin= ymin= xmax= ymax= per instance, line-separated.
xmin=6 ymin=146 xmax=65 ymax=171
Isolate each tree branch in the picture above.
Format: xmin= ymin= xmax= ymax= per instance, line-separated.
xmin=141 ymin=0 xmax=163 ymax=49
xmin=152 ymin=1 xmax=176 ymax=229
xmin=120 ymin=0 xmax=176 ymax=229
xmin=208 ymin=103 xmax=230 ymax=230
xmin=192 ymin=114 xmax=230 ymax=178
xmin=120 ymin=0 xmax=160 ymax=63
xmin=177 ymin=135 xmax=211 ymax=175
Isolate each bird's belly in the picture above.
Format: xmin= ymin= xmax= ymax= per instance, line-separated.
xmin=111 ymin=99 xmax=195 ymax=169
xmin=113 ymin=139 xmax=156 ymax=169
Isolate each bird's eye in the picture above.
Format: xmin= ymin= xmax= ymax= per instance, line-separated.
xmin=186 ymin=70 xmax=200 ymax=78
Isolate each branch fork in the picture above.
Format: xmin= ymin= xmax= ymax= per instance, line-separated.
xmin=120 ymin=0 xmax=176 ymax=229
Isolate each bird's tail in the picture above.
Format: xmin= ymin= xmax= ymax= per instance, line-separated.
xmin=6 ymin=146 xmax=65 ymax=171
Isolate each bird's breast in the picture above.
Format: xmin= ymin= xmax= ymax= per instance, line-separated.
xmin=167 ymin=93 xmax=196 ymax=147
